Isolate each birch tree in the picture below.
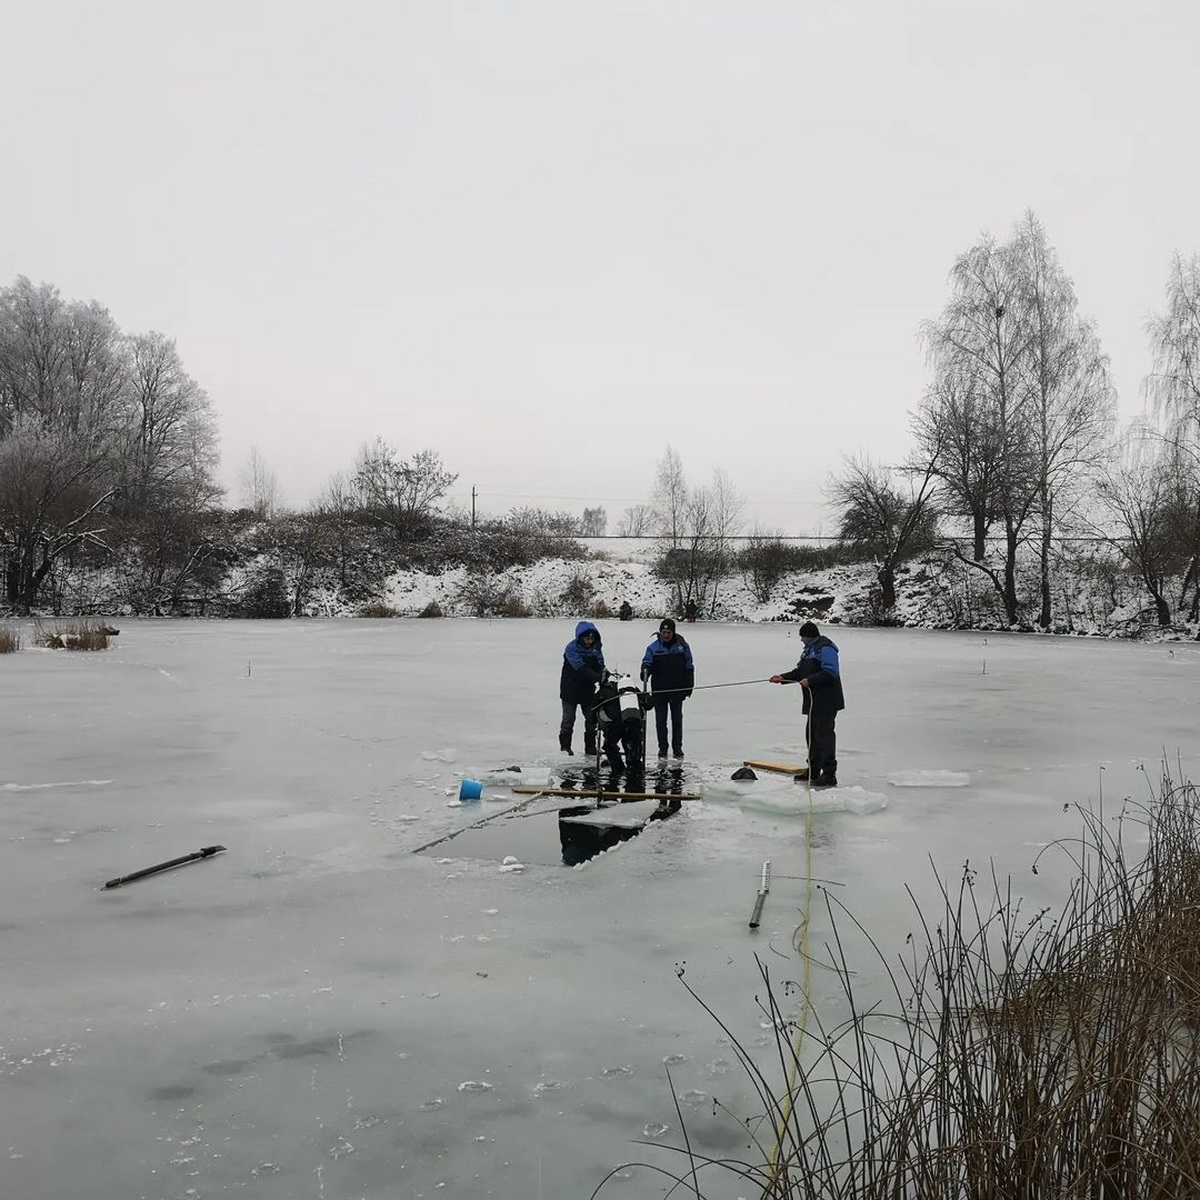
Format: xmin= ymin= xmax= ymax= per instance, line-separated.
xmin=1144 ymin=252 xmax=1200 ymax=618
xmin=240 ymin=445 xmax=279 ymax=518
xmin=918 ymin=215 xmax=1114 ymax=626
xmin=1012 ymin=213 xmax=1116 ymax=628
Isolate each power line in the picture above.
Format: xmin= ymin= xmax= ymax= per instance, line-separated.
xmin=451 ymin=487 xmax=827 ymax=507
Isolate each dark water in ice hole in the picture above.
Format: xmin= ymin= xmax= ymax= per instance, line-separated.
xmin=421 ymin=765 xmax=688 ymax=866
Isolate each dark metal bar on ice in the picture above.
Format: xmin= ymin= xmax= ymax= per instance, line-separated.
xmin=103 ymin=844 xmax=226 ymax=889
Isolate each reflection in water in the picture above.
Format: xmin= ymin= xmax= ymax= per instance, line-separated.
xmin=555 ymin=765 xmax=686 ymax=864
xmin=558 ymin=808 xmax=640 ymax=866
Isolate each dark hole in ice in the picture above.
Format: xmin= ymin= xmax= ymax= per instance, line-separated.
xmin=421 ymin=766 xmax=687 ymax=866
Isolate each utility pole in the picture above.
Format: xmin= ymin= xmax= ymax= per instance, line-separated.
xmin=471 ymin=486 xmax=477 ymax=529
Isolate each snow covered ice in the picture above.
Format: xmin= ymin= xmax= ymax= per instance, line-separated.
xmin=1 ymin=618 xmax=1197 ymax=1198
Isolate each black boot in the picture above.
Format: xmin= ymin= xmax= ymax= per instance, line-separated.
xmin=559 ymin=733 xmax=574 ymax=755
xmin=584 ymin=736 xmax=597 ymax=758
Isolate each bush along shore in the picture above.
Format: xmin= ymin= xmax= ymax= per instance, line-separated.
xmin=5 ymin=528 xmax=1198 ymax=642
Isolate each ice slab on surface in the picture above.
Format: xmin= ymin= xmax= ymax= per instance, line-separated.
xmin=887 ymin=770 xmax=970 ymax=788
xmin=559 ymin=799 xmax=663 ymax=829
xmin=478 ymin=767 xmax=555 ymax=787
xmin=701 ymin=778 xmax=888 ymax=816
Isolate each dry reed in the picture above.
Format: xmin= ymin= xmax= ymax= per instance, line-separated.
xmin=598 ymin=765 xmax=1200 ymax=1199
xmin=33 ymin=619 xmax=112 ymax=651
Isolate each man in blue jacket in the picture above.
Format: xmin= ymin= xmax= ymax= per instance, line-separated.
xmin=770 ymin=621 xmax=845 ymax=787
xmin=640 ymin=618 xmax=695 ymax=759
xmin=559 ymin=620 xmax=605 ymax=756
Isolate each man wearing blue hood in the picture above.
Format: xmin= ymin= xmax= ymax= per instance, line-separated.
xmin=559 ymin=620 xmax=605 ymax=756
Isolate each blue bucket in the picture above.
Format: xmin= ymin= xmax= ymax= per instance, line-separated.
xmin=459 ymin=779 xmax=483 ymax=801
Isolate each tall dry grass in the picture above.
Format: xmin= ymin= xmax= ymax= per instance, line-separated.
xmin=0 ymin=625 xmax=20 ymax=653
xmin=33 ymin=619 xmax=112 ymax=651
xmin=598 ymin=766 xmax=1200 ymax=1199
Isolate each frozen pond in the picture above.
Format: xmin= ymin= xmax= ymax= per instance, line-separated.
xmin=2 ymin=619 xmax=1197 ymax=1198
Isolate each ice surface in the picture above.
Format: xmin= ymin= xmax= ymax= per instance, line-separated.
xmin=887 ymin=769 xmax=971 ymax=787
xmin=1 ymin=619 xmax=1196 ymax=1199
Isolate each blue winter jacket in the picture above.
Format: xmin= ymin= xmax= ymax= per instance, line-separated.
xmin=780 ymin=635 xmax=845 ymax=714
xmin=640 ymin=634 xmax=695 ymax=697
xmin=560 ymin=620 xmax=605 ymax=703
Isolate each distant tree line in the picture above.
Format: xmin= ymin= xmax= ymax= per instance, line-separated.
xmin=4 ymin=222 xmax=1200 ymax=632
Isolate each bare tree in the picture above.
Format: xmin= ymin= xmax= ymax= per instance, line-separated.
xmin=919 ymin=215 xmax=1114 ymax=626
xmin=1146 ymin=252 xmax=1200 ymax=436
xmin=0 ymin=277 xmax=224 ymax=611
xmin=651 ymin=446 xmax=688 ymax=548
xmin=828 ymin=454 xmax=940 ymax=612
xmin=0 ymin=414 xmax=115 ymax=610
xmin=314 ymin=471 xmax=374 ymax=590
xmin=1012 ymin=213 xmax=1116 ymax=628
xmin=580 ymin=506 xmax=607 ymax=537
xmin=352 ymin=441 xmax=457 ymax=539
xmin=0 ymin=281 xmax=127 ymax=610
xmin=738 ymin=526 xmax=795 ymax=604
xmin=1144 ymin=253 xmax=1200 ymax=621
xmin=647 ymin=454 xmax=742 ymax=614
xmin=911 ymin=372 xmax=1002 ymax=561
xmin=920 ymin=232 xmax=1037 ymax=623
xmin=704 ymin=468 xmax=744 ymax=613
xmin=1093 ymin=431 xmax=1196 ymax=627
xmin=616 ymin=503 xmax=654 ymax=537
xmin=0 ymin=277 xmax=69 ymax=429
xmin=240 ymin=445 xmax=279 ymax=518
xmin=121 ymin=331 xmax=219 ymax=509
xmin=670 ymin=484 xmax=713 ymax=614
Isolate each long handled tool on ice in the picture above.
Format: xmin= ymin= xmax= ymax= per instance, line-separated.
xmin=748 ymin=860 xmax=771 ymax=929
xmin=103 ymin=844 xmax=226 ymax=889
xmin=410 ymin=793 xmax=549 ymax=855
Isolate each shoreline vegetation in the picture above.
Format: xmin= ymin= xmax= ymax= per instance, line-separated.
xmin=599 ymin=765 xmax=1200 ymax=1198
xmin=2 ymin=538 xmax=1197 ymax=642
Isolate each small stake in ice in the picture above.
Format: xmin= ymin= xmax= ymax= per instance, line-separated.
xmin=749 ymin=860 xmax=771 ymax=929
xmin=103 ymin=845 xmax=226 ymax=889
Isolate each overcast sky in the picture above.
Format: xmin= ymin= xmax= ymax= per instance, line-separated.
xmin=3 ymin=1 xmax=1196 ymax=533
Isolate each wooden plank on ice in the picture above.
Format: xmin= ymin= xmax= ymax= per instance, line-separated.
xmin=743 ymin=759 xmax=807 ymax=776
xmin=510 ymin=786 xmax=700 ymax=801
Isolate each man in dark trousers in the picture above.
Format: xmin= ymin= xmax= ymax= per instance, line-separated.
xmin=640 ymin=618 xmax=694 ymax=759
xmin=559 ymin=620 xmax=605 ymax=756
xmin=770 ymin=621 xmax=845 ymax=787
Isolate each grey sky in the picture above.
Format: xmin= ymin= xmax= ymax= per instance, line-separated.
xmin=4 ymin=1 xmax=1196 ymax=532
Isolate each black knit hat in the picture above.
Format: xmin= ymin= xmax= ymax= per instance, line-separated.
xmin=659 ymin=618 xmax=676 ymax=633
xmin=798 ymin=621 xmax=819 ymax=638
